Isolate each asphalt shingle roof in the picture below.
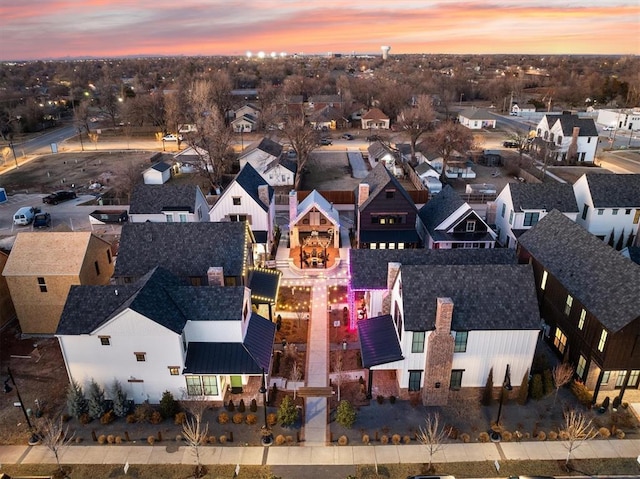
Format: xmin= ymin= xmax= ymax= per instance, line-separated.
xmin=129 ymin=184 xmax=200 ymax=214
xmin=459 ymin=108 xmax=493 ymax=120
xmin=509 ymin=182 xmax=579 ymax=212
xmin=582 ymin=173 xmax=640 ymax=208
xmin=518 ymin=210 xmax=640 ymax=332
xmin=401 ymin=264 xmax=540 ymax=331
xmin=173 ymin=286 xmax=246 ymax=321
xmin=418 ymin=185 xmax=466 ymax=232
xmin=544 ymin=114 xmax=598 ymax=137
xmin=234 ymin=163 xmax=273 ymax=212
xmin=349 ymin=248 xmax=517 ymax=290
xmin=114 ymin=222 xmax=249 ymax=279
xmin=355 ymin=163 xmax=416 ymax=212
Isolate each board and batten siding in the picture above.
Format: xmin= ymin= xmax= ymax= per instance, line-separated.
xmin=209 ymin=182 xmax=270 ymax=231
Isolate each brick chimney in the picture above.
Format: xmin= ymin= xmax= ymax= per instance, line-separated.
xmin=387 ymin=262 xmax=401 ymax=290
xmin=357 ymin=183 xmax=370 ymax=207
xmin=258 ymin=185 xmax=270 ymax=208
xmin=207 ymin=266 xmax=224 ymax=286
xmin=288 ymin=190 xmax=297 ymax=224
xmin=422 ymin=297 xmax=455 ymax=406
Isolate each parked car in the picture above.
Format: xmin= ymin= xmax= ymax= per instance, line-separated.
xmin=603 ymin=125 xmax=615 ymax=131
xmin=42 ymin=190 xmax=77 ymax=205
xmin=319 ymin=137 xmax=333 ymax=146
xmin=342 ymin=133 xmax=354 ymax=140
xmin=33 ymin=212 xmax=51 ymax=228
xmin=162 ymin=134 xmax=183 ymax=142
xmin=13 ymin=206 xmax=39 ymax=225
xmin=503 ymin=140 xmax=519 ymax=148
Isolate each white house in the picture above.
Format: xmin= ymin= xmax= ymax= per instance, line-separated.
xmin=356 ymin=261 xmax=540 ymax=405
xmin=596 ymin=108 xmax=640 ymax=131
xmin=573 ymin=173 xmax=640 ymax=247
xmin=56 ymin=267 xmax=275 ymax=403
xmin=174 ymin=146 xmax=210 ymax=174
xmin=510 ymin=104 xmax=536 ymax=117
xmin=413 ymin=162 xmax=442 ymax=194
xmin=361 ymin=108 xmax=390 ymax=130
xmin=209 ymin=164 xmax=276 ymax=265
xmin=534 ymin=113 xmax=598 ymax=163
xmin=231 ymin=114 xmax=258 ymax=133
xmin=142 ymin=161 xmax=172 ymax=185
xmin=128 ymin=184 xmax=209 ymax=223
xmin=458 ymin=108 xmax=496 ymax=129
xmin=238 ymin=137 xmax=296 ymax=187
xmin=494 ymin=182 xmax=579 ymax=248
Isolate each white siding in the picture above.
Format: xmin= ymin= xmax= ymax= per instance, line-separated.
xmin=209 ymin=182 xmax=270 ymax=232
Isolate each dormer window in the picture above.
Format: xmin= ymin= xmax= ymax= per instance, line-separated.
xmin=466 ymin=221 xmax=476 ymax=232
xmin=233 ymin=197 xmax=241 ymax=206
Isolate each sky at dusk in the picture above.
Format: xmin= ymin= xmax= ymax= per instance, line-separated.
xmin=1 ymin=0 xmax=639 ymax=61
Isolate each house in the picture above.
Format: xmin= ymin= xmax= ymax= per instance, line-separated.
xmin=417 ymin=186 xmax=496 ymax=249
xmin=231 ymin=114 xmax=258 ymax=133
xmin=517 ymin=210 xmax=640 ymax=402
xmin=142 ymin=161 xmax=172 ymax=185
xmin=238 ymin=137 xmax=296 ymax=187
xmin=573 ymin=173 xmax=640 ymax=247
xmin=596 ymin=108 xmax=640 ymax=132
xmin=357 ymin=261 xmax=540 ymax=405
xmin=3 ymin=232 xmax=114 ymax=334
xmin=307 ymin=95 xmax=344 ymax=111
xmin=234 ymin=103 xmax=260 ymax=120
xmin=361 ymin=108 xmax=390 ymax=130
xmin=414 ymin=162 xmax=442 ymax=195
xmin=128 ymin=184 xmax=209 ymax=223
xmin=56 ymin=267 xmax=275 ymax=403
xmin=494 ymin=182 xmax=579 ymax=248
xmin=366 ymin=141 xmax=401 ymax=176
xmin=261 ymin=156 xmax=297 ymax=188
xmin=422 ymin=150 xmax=476 ymax=179
xmin=533 ymin=113 xmax=598 ymax=163
xmin=0 ymin=250 xmax=16 ymax=329
xmin=308 ymin=106 xmax=348 ymax=131
xmin=209 ymin=164 xmax=276 ymax=265
xmin=349 ymin=248 xmax=517 ymax=328
xmin=510 ymin=104 xmax=536 ymax=117
xmin=113 ymin=222 xmax=254 ymax=287
xmin=458 ymin=108 xmax=496 ymax=129
xmin=354 ymin=163 xmax=421 ymax=249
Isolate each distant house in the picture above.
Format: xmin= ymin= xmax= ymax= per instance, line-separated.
xmin=534 ymin=113 xmax=598 ymax=163
xmin=238 ymin=137 xmax=296 ymax=187
xmin=517 ymin=210 xmax=640 ymax=403
xmin=113 ymin=222 xmax=254 ymax=287
xmin=56 ymin=267 xmax=275 ymax=403
xmin=308 ymin=106 xmax=349 ymax=130
xmin=414 ymin=162 xmax=442 ymax=195
xmin=209 ymin=164 xmax=276 ymax=265
xmin=417 ymin=186 xmax=496 ymax=249
xmin=128 ymin=184 xmax=209 ymax=223
xmin=494 ymin=182 xmax=579 ymax=248
xmin=3 ymin=232 xmax=114 ymax=334
xmin=573 ymin=173 xmax=640 ymax=247
xmin=355 ymin=163 xmax=421 ymax=249
xmin=458 ymin=108 xmax=496 ymax=129
xmin=231 ymin=114 xmax=258 ymax=133
xmin=143 ymin=161 xmax=172 ymax=185
xmin=307 ymin=95 xmax=344 ymax=111
xmin=367 ymin=141 xmax=401 ymax=176
xmin=510 ymin=104 xmax=536 ymax=116
xmin=173 ymin=146 xmax=210 ymax=175
xmin=361 ymin=108 xmax=390 ymax=130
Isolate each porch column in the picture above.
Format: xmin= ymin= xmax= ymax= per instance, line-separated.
xmin=367 ymin=369 xmax=373 ymax=399
xmin=591 ymin=368 xmax=605 ymax=405
xmin=617 ymin=368 xmax=632 ymax=403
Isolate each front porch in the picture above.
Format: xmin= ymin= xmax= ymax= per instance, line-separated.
xmin=289 ymin=245 xmax=339 ymax=270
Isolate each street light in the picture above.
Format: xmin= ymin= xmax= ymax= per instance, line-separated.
xmin=5 ymin=368 xmax=40 ymax=445
xmin=491 ymin=364 xmax=512 ymax=441
xmin=259 ymin=368 xmax=272 ymax=445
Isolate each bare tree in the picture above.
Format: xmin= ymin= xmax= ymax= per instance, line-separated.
xmin=278 ymin=109 xmax=319 ymax=189
xmin=333 ymin=351 xmax=344 ymax=403
xmin=427 ymin=121 xmax=475 ymax=182
xmin=416 ymin=413 xmax=450 ymax=473
xmin=560 ymin=409 xmax=598 ymax=467
xmin=397 ymin=95 xmax=436 ymax=164
xmin=552 ymin=363 xmax=575 ymax=405
xmin=38 ymin=415 xmax=75 ymax=476
xmin=290 ymin=360 xmax=302 ymax=401
xmin=182 ymin=410 xmax=209 ymax=478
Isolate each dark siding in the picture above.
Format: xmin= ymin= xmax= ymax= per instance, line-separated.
xmin=360 ymin=188 xmax=417 ymax=232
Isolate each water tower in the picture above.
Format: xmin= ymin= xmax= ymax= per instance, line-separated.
xmin=381 ymin=45 xmax=391 ymax=60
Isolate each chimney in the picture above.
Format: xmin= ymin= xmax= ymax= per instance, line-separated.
xmin=288 ymin=190 xmax=297 ymax=224
xmin=207 ymin=266 xmax=224 ymax=286
xmin=435 ymin=297 xmax=453 ymax=333
xmin=387 ymin=262 xmax=401 ymax=291
xmin=423 ymin=297 xmax=455 ymax=406
xmin=258 ymin=184 xmax=270 ymax=207
xmin=357 ymin=183 xmax=370 ymax=207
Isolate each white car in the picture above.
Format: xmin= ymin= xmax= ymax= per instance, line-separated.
xmin=162 ymin=134 xmax=183 ymax=142
xmin=603 ymin=126 xmax=615 ymax=131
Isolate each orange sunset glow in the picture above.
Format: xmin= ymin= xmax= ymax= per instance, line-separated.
xmin=0 ymin=0 xmax=638 ymax=60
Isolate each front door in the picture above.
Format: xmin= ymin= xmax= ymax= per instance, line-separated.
xmin=230 ymin=376 xmax=243 ymax=394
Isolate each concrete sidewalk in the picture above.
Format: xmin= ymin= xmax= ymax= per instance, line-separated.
xmin=1 ymin=439 xmax=638 ymax=467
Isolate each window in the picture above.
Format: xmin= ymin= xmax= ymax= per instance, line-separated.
xmin=229 ymin=214 xmax=247 ymax=222
xmin=625 ymin=209 xmax=631 ymax=215
xmin=501 ymin=203 xmax=506 ymax=218
xmin=165 ymin=213 xmax=174 ymax=222
xmin=597 ymin=209 xmax=604 ymax=215
xmin=99 ymin=336 xmax=110 ymax=346
xmin=601 ymin=371 xmax=610 ymax=384
xmin=612 ymin=209 xmax=619 ymax=215
xmin=385 ymin=190 xmax=395 ymax=199
xmin=466 ymin=221 xmax=476 ymax=232
xmin=578 ymin=309 xmax=586 ymax=330
xmin=450 ymin=370 xmax=463 ymax=390
xmin=369 ymin=243 xmax=377 ymax=249
xmin=553 ymin=327 xmax=567 ymax=354
xmin=628 ymin=370 xmax=640 ymax=387
xmin=134 ymin=352 xmax=146 ymax=362
xmin=179 ymin=214 xmax=187 ymax=222
xmin=581 ymin=204 xmax=589 ymax=220
xmin=557 ymin=136 xmax=563 ymax=145
xmin=186 ymin=376 xmax=203 ymax=395
xmin=615 ymin=371 xmax=627 ymax=388
xmin=168 ymin=367 xmax=180 ymax=376
xmin=541 ymin=270 xmax=548 ymax=291
xmin=564 ymin=294 xmax=573 ymax=316
xmin=411 ymin=332 xmax=425 ymax=353
xmin=107 ymin=249 xmax=112 ymax=264
xmin=37 ymin=277 xmax=47 ymax=293
xmin=454 ymin=331 xmax=468 ymax=353
xmin=202 ymin=376 xmax=219 ymax=395
xmin=408 ymin=371 xmax=422 ymax=392
xmin=94 ymin=261 xmax=100 ymax=276
xmin=509 ymin=210 xmax=514 ymax=225
xmin=597 ymin=329 xmax=608 ymax=352
xmin=576 ymin=355 xmax=587 ymax=378
xmin=523 ymin=212 xmax=540 ymax=227
xmin=388 ymin=243 xmax=395 ymax=249
xmin=398 ymin=243 xmax=404 ymax=249
xmin=232 ymin=197 xmax=241 ymax=206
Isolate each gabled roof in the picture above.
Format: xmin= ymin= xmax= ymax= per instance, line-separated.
xmin=401 ymin=264 xmax=540 ymax=331
xmin=544 ymin=113 xmax=598 ymax=137
xmin=173 ymin=286 xmax=246 ymax=321
xmin=459 ymin=108 xmax=493 ymax=120
xmin=129 ymin=184 xmax=202 ymax=214
xmin=418 ymin=185 xmax=466 ymax=232
xmin=367 ymin=141 xmax=395 ymax=161
xmin=149 ymin=161 xmax=171 ymax=173
xmin=355 ymin=163 xmax=416 ymax=212
xmin=508 ymin=182 xmax=579 ymax=212
xmin=174 ymin=145 xmax=209 ymax=158
xmin=580 ymin=173 xmax=640 ymax=208
xmin=114 ymin=222 xmax=251 ymax=279
xmin=362 ymin=108 xmax=389 ymax=120
xmin=357 ymin=315 xmax=404 ymax=368
xmin=3 ymin=232 xmax=111 ymax=276
xmin=265 ymin=156 xmax=297 ymax=174
xmin=293 ymin=190 xmax=340 ymax=227
xmin=233 ymin=163 xmax=273 ymax=212
xmin=349 ymin=248 xmax=517 ymax=290
xmin=414 ymin=162 xmax=438 ymax=176
xmin=239 ymin=137 xmax=283 ymax=160
xmin=309 ymin=106 xmax=344 ymax=122
xmin=518 ymin=210 xmax=640 ymax=332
